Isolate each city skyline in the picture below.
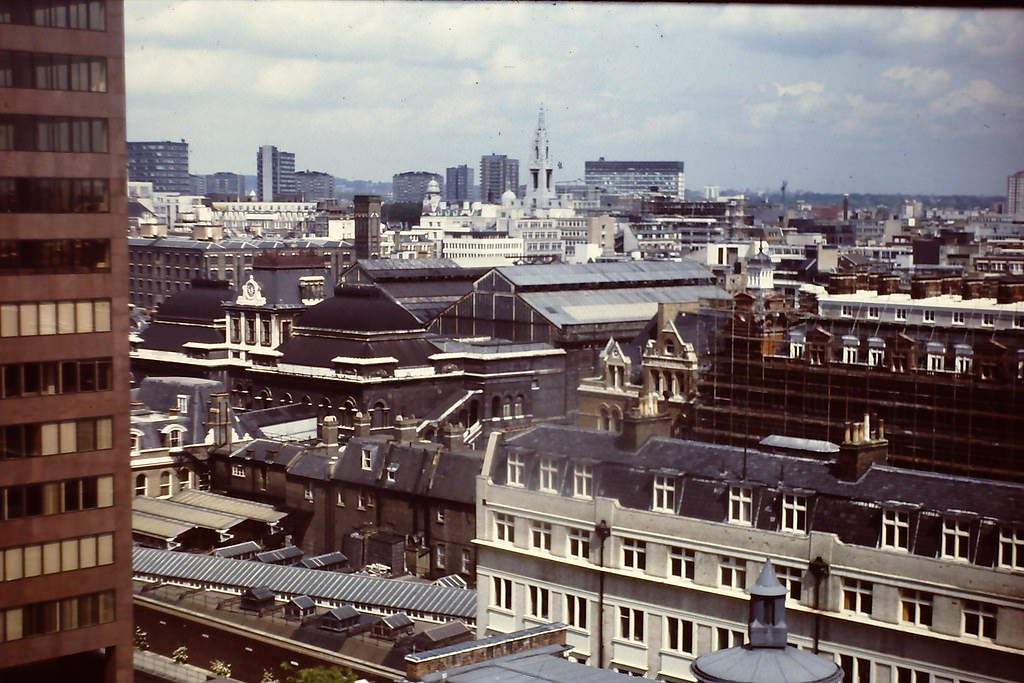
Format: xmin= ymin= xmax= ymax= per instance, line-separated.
xmin=125 ymin=2 xmax=1024 ymax=196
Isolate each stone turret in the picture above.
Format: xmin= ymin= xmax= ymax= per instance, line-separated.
xmin=692 ymin=559 xmax=843 ymax=683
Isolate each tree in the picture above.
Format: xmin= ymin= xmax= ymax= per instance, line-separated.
xmin=279 ymin=663 xmax=358 ymax=683
xmin=133 ymin=626 xmax=149 ymax=651
xmin=209 ymin=659 xmax=232 ymax=677
xmin=171 ymin=645 xmax=189 ymax=664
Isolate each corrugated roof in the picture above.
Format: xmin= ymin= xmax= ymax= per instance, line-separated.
xmin=132 ymin=547 xmax=476 ymax=620
xmin=133 ymin=496 xmax=246 ymax=531
xmin=169 ymin=489 xmax=287 ymax=525
xmin=133 ymin=511 xmax=196 ymax=540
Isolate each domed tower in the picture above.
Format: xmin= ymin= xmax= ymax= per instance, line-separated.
xmin=692 ymin=560 xmax=843 ymax=683
xmin=422 ymin=178 xmax=442 ymax=215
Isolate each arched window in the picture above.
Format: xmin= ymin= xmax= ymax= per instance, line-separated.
xmin=664 ymin=339 xmax=675 ymax=355
xmin=301 ymin=395 xmax=313 ymax=406
xmin=232 ymin=384 xmax=247 ymax=409
xmin=371 ymin=401 xmax=390 ymax=429
xmin=280 ymin=392 xmax=293 ymax=405
xmin=513 ymin=395 xmax=525 ymax=417
xmin=491 ymin=396 xmax=501 ymax=419
xmin=159 ymin=471 xmax=172 ymax=497
xmin=501 ymin=397 xmax=512 ymax=419
xmin=600 ymin=406 xmax=610 ymax=431
xmin=255 ymin=388 xmax=272 ymax=407
xmin=135 ymin=474 xmax=147 ymax=496
xmin=164 ymin=427 xmax=184 ymax=449
xmin=318 ymin=396 xmax=332 ymax=411
xmin=340 ymin=398 xmax=357 ymax=428
xmin=610 ymin=406 xmax=623 ymax=433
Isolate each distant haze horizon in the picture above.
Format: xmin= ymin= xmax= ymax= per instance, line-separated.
xmin=126 ymin=2 xmax=1024 ymax=197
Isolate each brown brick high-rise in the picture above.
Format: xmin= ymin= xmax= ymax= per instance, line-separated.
xmin=0 ymin=2 xmax=133 ymax=680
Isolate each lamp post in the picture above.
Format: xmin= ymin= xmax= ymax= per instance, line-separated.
xmin=595 ymin=519 xmax=611 ymax=668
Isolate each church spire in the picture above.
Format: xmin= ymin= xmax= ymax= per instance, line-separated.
xmin=525 ymin=103 xmax=555 ymax=211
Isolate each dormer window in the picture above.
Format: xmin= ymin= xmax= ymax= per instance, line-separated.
xmin=881 ymin=508 xmax=910 ymax=550
xmin=176 ymin=394 xmax=188 ymax=415
xmin=942 ymin=518 xmax=971 ymax=561
xmin=729 ymin=485 xmax=753 ymax=525
xmin=539 ymin=457 xmax=558 ymax=493
xmin=652 ymin=474 xmax=675 ymax=512
xmin=361 ymin=448 xmax=373 ymax=471
xmin=386 ymin=462 xmax=399 ymax=482
xmin=781 ymin=493 xmax=807 ymax=533
xmin=506 ymin=453 xmax=524 ymax=486
xmin=573 ymin=463 xmax=593 ymax=499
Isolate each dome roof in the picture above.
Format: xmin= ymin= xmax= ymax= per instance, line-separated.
xmin=426 ymin=179 xmax=441 ymax=194
xmin=155 ymin=280 xmax=234 ymax=322
xmin=501 ymin=189 xmax=517 ymax=207
xmin=296 ymin=285 xmax=423 ymax=334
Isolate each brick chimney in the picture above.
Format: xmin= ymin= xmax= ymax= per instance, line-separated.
xmin=834 ymin=413 xmax=888 ymax=481
xmin=322 ymin=414 xmax=339 ymax=456
xmin=392 ymin=414 xmax=419 ymax=443
xmin=616 ymin=395 xmax=672 ymax=451
xmin=206 ymin=392 xmax=232 ymax=449
xmin=353 ymin=410 xmax=371 ymax=438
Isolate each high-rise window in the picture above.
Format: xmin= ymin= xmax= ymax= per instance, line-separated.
xmin=0 ymin=51 xmax=107 ymax=92
xmin=0 ymin=1 xmax=107 ymax=30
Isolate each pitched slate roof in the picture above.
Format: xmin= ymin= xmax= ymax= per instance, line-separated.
xmin=502 ymin=425 xmax=1024 ymax=525
xmin=132 ymin=547 xmax=476 ymax=621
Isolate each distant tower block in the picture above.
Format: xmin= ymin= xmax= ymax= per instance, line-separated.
xmin=354 ymin=194 xmax=382 ymax=260
xmin=692 ymin=560 xmax=843 ymax=683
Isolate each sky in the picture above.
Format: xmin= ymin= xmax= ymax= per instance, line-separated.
xmin=124 ymin=2 xmax=1024 ymax=196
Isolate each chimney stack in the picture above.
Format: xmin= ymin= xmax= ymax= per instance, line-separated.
xmin=322 ymin=415 xmax=339 ymax=455
xmin=835 ymin=413 xmax=888 ymax=481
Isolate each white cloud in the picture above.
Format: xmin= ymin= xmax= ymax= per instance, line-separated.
xmin=931 ymin=80 xmax=1024 ymax=116
xmin=882 ymin=66 xmax=951 ymax=97
xmin=773 ymin=81 xmax=824 ymax=98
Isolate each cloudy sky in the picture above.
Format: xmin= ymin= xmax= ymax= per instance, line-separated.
xmin=125 ymin=2 xmax=1024 ymax=196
